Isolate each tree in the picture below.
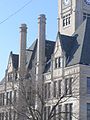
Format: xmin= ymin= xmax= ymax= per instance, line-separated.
xmin=11 ymin=70 xmax=80 ymax=120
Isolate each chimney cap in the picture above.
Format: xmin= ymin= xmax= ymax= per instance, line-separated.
xmin=38 ymin=14 xmax=46 ymax=18
xmin=38 ymin=14 xmax=46 ymax=23
xmin=20 ymin=24 xmax=27 ymax=28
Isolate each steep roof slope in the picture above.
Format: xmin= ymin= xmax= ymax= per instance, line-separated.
xmin=12 ymin=53 xmax=19 ymax=70
xmin=67 ymin=18 xmax=90 ymax=66
xmin=27 ymin=39 xmax=55 ymax=70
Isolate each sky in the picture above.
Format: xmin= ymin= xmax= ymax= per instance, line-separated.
xmin=0 ymin=0 xmax=58 ymax=80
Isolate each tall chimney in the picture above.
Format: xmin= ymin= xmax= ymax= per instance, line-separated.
xmin=35 ymin=14 xmax=46 ymax=109
xmin=19 ymin=24 xmax=27 ymax=78
xmin=37 ymin=14 xmax=46 ymax=72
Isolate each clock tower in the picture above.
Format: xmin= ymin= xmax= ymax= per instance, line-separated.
xmin=58 ymin=0 xmax=90 ymax=36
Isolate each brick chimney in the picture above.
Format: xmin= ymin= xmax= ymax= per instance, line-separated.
xmin=19 ymin=24 xmax=27 ymax=78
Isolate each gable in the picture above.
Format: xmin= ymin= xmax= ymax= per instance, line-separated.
xmin=7 ymin=52 xmax=13 ymax=73
xmin=54 ymin=33 xmax=62 ymax=58
xmin=7 ymin=51 xmax=19 ymax=73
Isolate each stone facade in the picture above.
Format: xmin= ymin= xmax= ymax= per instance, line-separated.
xmin=0 ymin=0 xmax=90 ymax=120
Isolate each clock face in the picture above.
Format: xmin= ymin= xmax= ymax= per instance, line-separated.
xmin=64 ymin=0 xmax=70 ymax=5
xmin=85 ymin=0 xmax=90 ymax=5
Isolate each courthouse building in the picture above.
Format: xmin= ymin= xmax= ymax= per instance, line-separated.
xmin=0 ymin=0 xmax=90 ymax=120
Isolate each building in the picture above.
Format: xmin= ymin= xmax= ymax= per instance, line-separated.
xmin=0 ymin=0 xmax=90 ymax=120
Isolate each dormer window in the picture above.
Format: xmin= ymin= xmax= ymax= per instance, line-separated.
xmin=55 ymin=57 xmax=62 ymax=69
xmin=8 ymin=73 xmax=13 ymax=81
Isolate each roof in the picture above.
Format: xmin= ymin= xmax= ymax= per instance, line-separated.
xmin=45 ymin=40 xmax=55 ymax=61
xmin=55 ymin=18 xmax=90 ymax=67
xmin=27 ymin=39 xmax=55 ymax=70
xmin=67 ymin=18 xmax=90 ymax=66
xmin=5 ymin=18 xmax=90 ymax=75
xmin=12 ymin=53 xmax=19 ymax=70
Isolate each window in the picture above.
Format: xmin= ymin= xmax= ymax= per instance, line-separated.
xmin=47 ymin=106 xmax=50 ymax=119
xmin=65 ymin=78 xmax=72 ymax=95
xmin=58 ymin=80 xmax=61 ymax=97
xmin=63 ymin=14 xmax=71 ymax=27
xmin=48 ymin=83 xmax=51 ymax=98
xmin=2 ymin=93 xmax=4 ymax=106
xmin=2 ymin=112 xmax=4 ymax=120
xmin=0 ymin=93 xmax=5 ymax=106
xmin=55 ymin=58 xmax=58 ymax=68
xmin=10 ymin=91 xmax=12 ymax=104
xmin=44 ymin=107 xmax=46 ymax=120
xmin=87 ymin=103 xmax=90 ymax=120
xmin=0 ymin=94 xmax=2 ymax=106
xmin=13 ymin=111 xmax=16 ymax=120
xmin=9 ymin=111 xmax=12 ymax=120
xmin=8 ymin=73 xmax=13 ymax=81
xmin=0 ymin=113 xmax=1 ymax=120
xmin=55 ymin=57 xmax=62 ymax=69
xmin=44 ymin=83 xmax=51 ymax=99
xmin=83 ymin=12 xmax=90 ymax=21
xmin=58 ymin=105 xmax=62 ymax=120
xmin=44 ymin=84 xmax=47 ymax=99
xmin=65 ymin=103 xmax=72 ymax=120
xmin=15 ymin=73 xmax=18 ymax=80
xmin=6 ymin=92 xmax=9 ymax=105
xmin=6 ymin=112 xmax=8 ymax=120
xmin=58 ymin=57 xmax=61 ymax=68
xmin=53 ymin=81 xmax=57 ymax=97
xmin=14 ymin=90 xmax=17 ymax=103
xmin=87 ymin=77 xmax=90 ymax=94
xmin=53 ymin=107 xmax=56 ymax=120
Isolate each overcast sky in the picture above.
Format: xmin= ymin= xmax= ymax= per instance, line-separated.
xmin=0 ymin=0 xmax=58 ymax=80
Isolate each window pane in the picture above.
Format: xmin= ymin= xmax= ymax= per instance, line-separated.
xmin=48 ymin=83 xmax=51 ymax=98
xmin=65 ymin=78 xmax=72 ymax=95
xmin=55 ymin=58 xmax=58 ymax=68
xmin=44 ymin=107 xmax=46 ymax=120
xmin=10 ymin=91 xmax=12 ymax=104
xmin=87 ymin=77 xmax=90 ymax=94
xmin=65 ymin=104 xmax=72 ymax=120
xmin=58 ymin=105 xmax=61 ymax=120
xmin=44 ymin=84 xmax=47 ymax=99
xmin=58 ymin=57 xmax=61 ymax=68
xmin=53 ymin=107 xmax=56 ymax=120
xmin=58 ymin=80 xmax=61 ymax=96
xmin=54 ymin=81 xmax=57 ymax=97
xmin=87 ymin=103 xmax=90 ymax=120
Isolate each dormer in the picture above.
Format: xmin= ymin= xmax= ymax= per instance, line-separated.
xmin=53 ymin=32 xmax=64 ymax=70
xmin=6 ymin=51 xmax=19 ymax=82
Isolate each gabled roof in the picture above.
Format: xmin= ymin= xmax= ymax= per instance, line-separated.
xmin=55 ymin=18 xmax=90 ymax=67
xmin=67 ymin=18 xmax=90 ymax=66
xmin=57 ymin=32 xmax=75 ymax=58
xmin=9 ymin=51 xmax=19 ymax=70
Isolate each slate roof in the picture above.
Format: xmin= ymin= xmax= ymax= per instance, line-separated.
xmin=26 ymin=39 xmax=38 ymax=69
xmin=11 ymin=53 xmax=19 ymax=70
xmin=45 ymin=40 xmax=55 ymax=61
xmin=57 ymin=18 xmax=90 ymax=67
xmin=5 ymin=18 xmax=90 ymax=75
xmin=67 ymin=18 xmax=90 ymax=66
xmin=27 ymin=39 xmax=55 ymax=70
